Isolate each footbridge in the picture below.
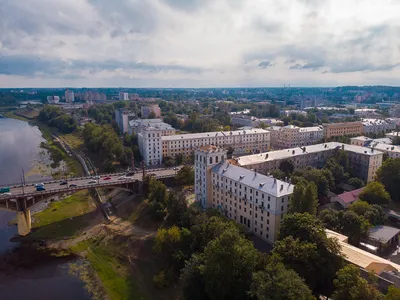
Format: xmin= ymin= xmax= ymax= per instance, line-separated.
xmin=0 ymin=168 xmax=179 ymax=235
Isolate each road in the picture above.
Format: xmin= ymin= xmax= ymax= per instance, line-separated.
xmin=0 ymin=168 xmax=180 ymax=201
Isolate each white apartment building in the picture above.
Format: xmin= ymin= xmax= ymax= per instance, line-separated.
xmin=351 ymin=136 xmax=400 ymax=159
xmin=234 ymin=142 xmax=382 ymax=183
xmin=362 ymin=119 xmax=396 ymax=134
xmin=138 ymin=128 xmax=270 ymax=166
xmin=138 ymin=127 xmax=163 ymax=165
xmin=119 ymin=92 xmax=129 ymax=101
xmin=115 ymin=109 xmax=136 ymax=134
xmin=269 ymin=125 xmax=324 ymax=149
xmin=128 ymin=119 xmax=176 ymax=136
xmin=231 ymin=114 xmax=283 ymax=127
xmin=47 ymin=96 xmax=60 ymax=103
xmin=141 ymin=104 xmax=161 ymax=118
xmin=65 ymin=89 xmax=74 ymax=103
xmin=195 ymin=146 xmax=294 ymax=244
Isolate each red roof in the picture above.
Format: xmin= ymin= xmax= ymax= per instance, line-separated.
xmin=337 ymin=188 xmax=365 ymax=204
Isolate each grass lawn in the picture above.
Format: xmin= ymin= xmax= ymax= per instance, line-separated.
xmin=4 ymin=111 xmax=30 ymax=121
xmin=62 ymin=131 xmax=84 ymax=149
xmin=32 ymin=190 xmax=96 ymax=239
xmin=72 ymin=238 xmax=142 ymax=300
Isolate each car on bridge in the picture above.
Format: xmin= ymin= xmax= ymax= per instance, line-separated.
xmin=34 ymin=183 xmax=44 ymax=187
xmin=60 ymin=181 xmax=68 ymax=185
xmin=0 ymin=192 xmax=11 ymax=197
xmin=36 ymin=186 xmax=46 ymax=191
xmin=0 ymin=187 xmax=10 ymax=194
xmin=103 ymin=177 xmax=112 ymax=180
xmin=126 ymin=171 xmax=135 ymax=177
xmin=92 ymin=175 xmax=100 ymax=180
xmin=88 ymin=180 xmax=97 ymax=184
xmin=69 ymin=184 xmax=78 ymax=188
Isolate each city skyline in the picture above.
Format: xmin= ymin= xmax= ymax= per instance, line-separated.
xmin=1 ymin=0 xmax=400 ymax=88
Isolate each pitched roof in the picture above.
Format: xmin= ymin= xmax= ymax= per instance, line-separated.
xmin=369 ymin=225 xmax=400 ymax=244
xmin=337 ymin=188 xmax=365 ymax=204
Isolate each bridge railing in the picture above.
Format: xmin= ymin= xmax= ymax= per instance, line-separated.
xmin=0 ymin=172 xmax=176 ymax=201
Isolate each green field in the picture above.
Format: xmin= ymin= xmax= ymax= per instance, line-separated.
xmin=32 ymin=190 xmax=96 ymax=239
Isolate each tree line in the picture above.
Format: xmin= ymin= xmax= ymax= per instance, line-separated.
xmin=38 ymin=105 xmax=78 ymax=133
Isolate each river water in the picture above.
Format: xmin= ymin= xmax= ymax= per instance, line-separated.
xmin=0 ymin=118 xmax=88 ymax=300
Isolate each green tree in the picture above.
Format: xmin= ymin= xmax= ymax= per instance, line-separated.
xmin=202 ymin=226 xmax=260 ymax=300
xmin=326 ymin=158 xmax=345 ymax=184
xmin=340 ymin=210 xmax=370 ymax=245
xmin=279 ymin=160 xmax=294 ymax=176
xmin=249 ymin=255 xmax=315 ymax=300
xmin=166 ymin=192 xmax=189 ymax=227
xmin=289 ymin=182 xmax=318 ymax=216
xmin=276 ymin=213 xmax=344 ymax=296
xmin=175 ymin=165 xmax=195 ymax=186
xmin=269 ymin=169 xmax=286 ymax=181
xmin=359 ymin=181 xmax=391 ymax=205
xmin=376 ymin=158 xmax=400 ymax=202
xmin=319 ymin=209 xmax=340 ymax=231
xmin=180 ymin=254 xmax=209 ymax=300
xmin=149 ymin=180 xmax=168 ymax=203
xmin=348 ymin=177 xmax=365 ymax=188
xmin=385 ymin=286 xmax=400 ymax=300
xmin=335 ymin=149 xmax=350 ymax=170
xmin=333 ymin=265 xmax=383 ymax=300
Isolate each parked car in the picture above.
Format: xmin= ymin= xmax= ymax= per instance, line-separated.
xmin=60 ymin=181 xmax=68 ymax=185
xmin=103 ymin=177 xmax=112 ymax=180
xmin=69 ymin=184 xmax=78 ymax=188
xmin=88 ymin=180 xmax=97 ymax=184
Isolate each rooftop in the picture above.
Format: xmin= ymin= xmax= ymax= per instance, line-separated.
xmin=351 ymin=136 xmax=373 ymax=142
xmin=369 ymin=226 xmax=400 ymax=244
xmin=212 ymin=161 xmax=294 ymax=197
xmin=234 ymin=142 xmax=381 ymax=167
xmin=196 ymin=145 xmax=224 ymax=153
xmin=129 ymin=119 xmax=175 ymax=131
xmin=161 ymin=129 xmax=269 ymax=141
xmin=336 ymin=188 xmax=364 ymax=204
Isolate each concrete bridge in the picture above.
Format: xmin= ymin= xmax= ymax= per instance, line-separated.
xmin=0 ymin=168 xmax=179 ymax=236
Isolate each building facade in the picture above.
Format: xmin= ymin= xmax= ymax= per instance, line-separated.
xmin=269 ymin=125 xmax=324 ymax=149
xmin=323 ymin=122 xmax=364 ymax=138
xmin=141 ymin=104 xmax=161 ymax=118
xmin=128 ymin=119 xmax=176 ymax=136
xmin=119 ymin=92 xmax=129 ymax=101
xmin=233 ymin=142 xmax=382 ymax=183
xmin=195 ymin=146 xmax=294 ymax=244
xmin=115 ymin=109 xmax=136 ymax=134
xmin=138 ymin=128 xmax=270 ymax=166
xmin=65 ymin=89 xmax=75 ymax=103
xmin=362 ymin=119 xmax=396 ymax=134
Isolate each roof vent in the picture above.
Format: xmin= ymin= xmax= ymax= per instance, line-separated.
xmin=223 ymin=168 xmax=227 ymax=173
xmin=240 ymin=175 xmax=245 ymax=179
xmin=260 ymin=182 xmax=265 ymax=187
xmin=280 ymin=184 xmax=284 ymax=191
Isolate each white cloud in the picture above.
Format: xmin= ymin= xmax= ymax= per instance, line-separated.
xmin=0 ymin=0 xmax=399 ymax=87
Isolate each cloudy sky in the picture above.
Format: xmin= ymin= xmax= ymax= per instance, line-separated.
xmin=0 ymin=0 xmax=399 ymax=87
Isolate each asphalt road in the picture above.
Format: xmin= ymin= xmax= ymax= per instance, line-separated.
xmin=0 ymin=168 xmax=180 ymax=200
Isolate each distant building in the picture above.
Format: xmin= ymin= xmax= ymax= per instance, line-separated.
xmin=323 ymin=122 xmax=364 ymax=138
xmin=65 ymin=89 xmax=75 ymax=103
xmin=362 ymin=119 xmax=395 ymax=134
xmin=141 ymin=104 xmax=161 ymax=118
xmin=195 ymin=146 xmax=294 ymax=244
xmin=355 ymin=108 xmax=379 ymax=117
xmin=231 ymin=114 xmax=283 ymax=127
xmin=47 ymin=96 xmax=60 ymax=103
xmin=115 ymin=109 xmax=136 ymax=134
xmin=119 ymin=92 xmax=129 ymax=101
xmin=128 ymin=119 xmax=176 ymax=136
xmin=269 ymin=125 xmax=323 ymax=149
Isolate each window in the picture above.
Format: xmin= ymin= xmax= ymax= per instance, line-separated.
xmin=261 ymin=216 xmax=264 ymax=221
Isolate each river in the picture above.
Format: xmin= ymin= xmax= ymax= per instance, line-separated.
xmin=0 ymin=118 xmax=88 ymax=300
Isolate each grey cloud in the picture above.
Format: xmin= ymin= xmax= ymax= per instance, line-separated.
xmin=161 ymin=0 xmax=209 ymax=11
xmin=290 ymin=61 xmax=325 ymax=70
xmin=0 ymin=55 xmax=205 ymax=77
xmin=253 ymin=18 xmax=283 ymax=34
xmin=258 ymin=61 xmax=274 ymax=69
xmin=329 ymin=63 xmax=400 ymax=73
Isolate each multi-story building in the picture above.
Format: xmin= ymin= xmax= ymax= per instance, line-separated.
xmin=65 ymin=89 xmax=75 ymax=103
xmin=138 ymin=127 xmax=164 ymax=165
xmin=115 ymin=109 xmax=136 ymax=134
xmin=323 ymin=122 xmax=364 ymax=138
xmin=47 ymin=96 xmax=60 ymax=103
xmin=233 ymin=142 xmax=382 ymax=183
xmin=141 ymin=104 xmax=161 ymax=118
xmin=195 ymin=146 xmax=294 ymax=244
xmin=362 ymin=119 xmax=396 ymax=134
xmin=269 ymin=125 xmax=323 ymax=149
xmin=119 ymin=92 xmax=129 ymax=101
xmin=128 ymin=119 xmax=176 ymax=136
xmin=138 ymin=128 xmax=270 ymax=166
xmin=351 ymin=136 xmax=400 ymax=159
xmin=231 ymin=114 xmax=283 ymax=127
